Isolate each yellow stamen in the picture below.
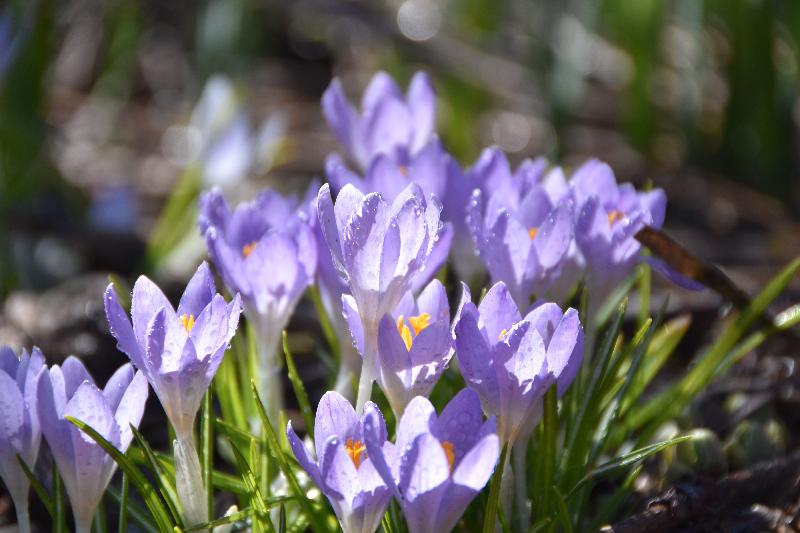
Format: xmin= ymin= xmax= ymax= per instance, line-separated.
xmin=242 ymin=241 xmax=258 ymax=258
xmin=498 ymin=328 xmax=508 ymax=340
xmin=179 ymin=314 xmax=195 ymax=333
xmin=399 ymin=165 xmax=409 ymax=176
xmin=528 ymin=227 xmax=538 ymax=240
xmin=345 ymin=438 xmax=366 ymax=468
xmin=408 ymin=313 xmax=430 ymax=336
xmin=396 ymin=313 xmax=431 ymax=351
xmin=607 ymin=210 xmax=624 ymax=226
xmin=442 ymin=441 xmax=455 ymax=472
xmin=397 ymin=316 xmax=413 ymax=351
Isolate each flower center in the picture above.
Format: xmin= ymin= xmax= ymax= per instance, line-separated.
xmin=242 ymin=241 xmax=258 ymax=258
xmin=399 ymin=165 xmax=409 ymax=176
xmin=528 ymin=227 xmax=538 ymax=240
xmin=441 ymin=441 xmax=455 ymax=472
xmin=179 ymin=314 xmax=195 ymax=333
xmin=607 ymin=210 xmax=624 ymax=226
xmin=345 ymin=438 xmax=366 ymax=468
xmin=396 ymin=313 xmax=431 ymax=351
xmin=498 ymin=328 xmax=508 ymax=340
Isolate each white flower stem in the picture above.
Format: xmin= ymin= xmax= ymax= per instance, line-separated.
xmin=174 ymin=435 xmax=209 ymax=529
xmin=253 ymin=324 xmax=284 ymax=428
xmin=74 ymin=513 xmax=93 ymax=533
xmin=13 ymin=491 xmax=31 ymax=533
xmin=355 ymin=323 xmax=378 ymax=414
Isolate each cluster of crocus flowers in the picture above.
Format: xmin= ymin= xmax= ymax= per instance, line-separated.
xmin=199 ymin=187 xmax=315 ymax=423
xmin=38 ymin=357 xmax=148 ymax=533
xmin=287 ymin=392 xmax=392 ymax=533
xmin=0 ymin=347 xmax=45 ymax=533
xmin=317 ymin=182 xmax=444 ymax=411
xmin=105 ymin=261 xmax=242 ymax=526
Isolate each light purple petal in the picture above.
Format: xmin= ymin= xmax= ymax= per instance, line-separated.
xmin=177 ymin=262 xmax=216 ymax=318
xmin=398 ymin=433 xmax=449 ymax=533
xmin=407 ymin=71 xmax=435 ymax=152
xmin=315 ymin=391 xmax=359 ymax=469
xmin=286 ymin=421 xmax=323 ymax=488
xmin=104 ymin=285 xmax=146 ymax=372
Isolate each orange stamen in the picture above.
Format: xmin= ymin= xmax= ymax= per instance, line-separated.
xmin=179 ymin=314 xmax=195 ymax=333
xmin=345 ymin=438 xmax=366 ymax=468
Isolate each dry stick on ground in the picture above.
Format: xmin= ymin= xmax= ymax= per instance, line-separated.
xmin=601 ymin=451 xmax=800 ymax=533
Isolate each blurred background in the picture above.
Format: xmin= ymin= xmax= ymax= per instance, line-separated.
xmin=1 ymin=0 xmax=800 ymax=388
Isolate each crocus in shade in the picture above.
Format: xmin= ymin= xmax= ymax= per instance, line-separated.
xmin=452 ymin=281 xmax=583 ymax=446
xmin=0 ymin=347 xmax=45 ymax=533
xmin=370 ymin=279 xmax=451 ymax=416
xmin=364 ymin=388 xmax=499 ymax=533
xmin=316 ymin=182 xmax=443 ymax=411
xmin=466 ymin=149 xmax=574 ymax=308
xmin=104 ymin=261 xmax=242 ymax=440
xmin=37 ymin=358 xmax=147 ymax=533
xmin=325 ymin=139 xmax=455 ymax=293
xmin=322 ymin=71 xmax=435 ymax=170
xmin=199 ymin=187 xmax=316 ymax=423
xmin=286 ymin=392 xmax=392 ymax=533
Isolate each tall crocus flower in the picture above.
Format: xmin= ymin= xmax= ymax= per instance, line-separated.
xmin=452 ymin=281 xmax=583 ymax=446
xmin=322 ymin=71 xmax=435 ymax=170
xmin=466 ymin=149 xmax=574 ymax=309
xmin=325 ymin=139 xmax=455 ymax=292
xmin=199 ymin=187 xmax=316 ymax=424
xmin=104 ymin=262 xmax=242 ymax=526
xmin=348 ymin=278 xmax=451 ymax=416
xmin=286 ymin=392 xmax=392 ymax=533
xmin=364 ymin=389 xmax=499 ymax=533
xmin=37 ymin=358 xmax=147 ymax=533
xmin=0 ymin=347 xmax=45 ymax=533
xmin=317 ymin=182 xmax=443 ymax=411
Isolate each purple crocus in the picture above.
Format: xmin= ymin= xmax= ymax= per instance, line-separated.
xmin=287 ymin=392 xmax=392 ymax=533
xmin=322 ymin=71 xmax=435 ymax=170
xmin=0 ymin=347 xmax=45 ymax=533
xmin=452 ymin=281 xmax=583 ymax=446
xmin=466 ymin=148 xmax=575 ymax=308
xmin=364 ymin=388 xmax=499 ymax=533
xmin=317 ymin=182 xmax=443 ymax=411
xmin=37 ymin=358 xmax=148 ymax=533
xmin=199 ymin=187 xmax=316 ymax=422
xmin=570 ymin=159 xmax=666 ymax=300
xmin=351 ymin=279 xmax=452 ymax=416
xmin=325 ymin=139 xmax=455 ymax=293
xmin=104 ymin=262 xmax=242 ymax=441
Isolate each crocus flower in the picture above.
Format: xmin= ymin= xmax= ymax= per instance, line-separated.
xmin=364 ymin=388 xmax=499 ymax=533
xmin=286 ymin=392 xmax=392 ymax=533
xmin=570 ymin=159 xmax=665 ymax=297
xmin=452 ymin=281 xmax=583 ymax=446
xmin=104 ymin=262 xmax=242 ymax=441
xmin=316 ymin=182 xmax=443 ymax=410
xmin=0 ymin=347 xmax=45 ymax=533
xmin=344 ymin=278 xmax=451 ymax=416
xmin=199 ymin=187 xmax=316 ymax=422
xmin=325 ymin=140 xmax=455 ymax=292
xmin=322 ymin=71 xmax=435 ymax=170
xmin=37 ymin=358 xmax=148 ymax=533
xmin=466 ymin=148 xmax=574 ymax=308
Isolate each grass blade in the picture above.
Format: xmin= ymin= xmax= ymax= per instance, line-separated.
xmin=17 ymin=454 xmax=53 ymax=517
xmin=118 ymin=473 xmax=129 ymax=533
xmin=283 ymin=331 xmax=315 ymax=440
xmin=250 ymin=380 xmax=332 ymax=533
xmin=130 ymin=425 xmax=183 ymax=525
xmin=53 ymin=463 xmax=66 ymax=533
xmin=482 ymin=444 xmax=508 ymax=533
xmin=107 ymin=485 xmax=159 ymax=533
